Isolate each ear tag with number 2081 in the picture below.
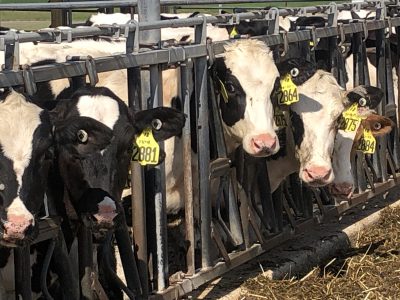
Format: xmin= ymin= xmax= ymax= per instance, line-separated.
xmin=132 ymin=128 xmax=160 ymax=166
xmin=277 ymin=74 xmax=299 ymax=105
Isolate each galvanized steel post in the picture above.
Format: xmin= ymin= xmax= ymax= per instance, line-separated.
xmin=138 ymin=0 xmax=168 ymax=291
xmin=194 ymin=16 xmax=212 ymax=269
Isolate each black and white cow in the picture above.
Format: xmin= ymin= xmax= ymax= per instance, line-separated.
xmin=0 ymin=90 xmax=53 ymax=247
xmin=48 ymin=85 xmax=185 ymax=234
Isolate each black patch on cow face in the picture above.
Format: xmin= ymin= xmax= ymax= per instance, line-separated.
xmin=213 ymin=57 xmax=246 ymax=127
xmin=19 ymin=111 xmax=53 ymax=217
xmin=290 ymin=110 xmax=305 ymax=147
xmin=0 ymin=152 xmax=19 ymax=223
xmin=346 ymin=86 xmax=384 ymax=109
xmin=276 ymin=58 xmax=317 ymax=86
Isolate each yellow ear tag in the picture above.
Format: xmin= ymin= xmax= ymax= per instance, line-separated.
xmin=274 ymin=106 xmax=287 ymax=128
xmin=309 ymin=41 xmax=315 ymax=47
xmin=276 ymin=74 xmax=299 ymax=105
xmin=338 ymin=103 xmax=363 ymax=132
xmin=230 ymin=26 xmax=238 ymax=38
xmin=356 ymin=128 xmax=376 ymax=154
xmin=132 ymin=128 xmax=160 ymax=166
xmin=218 ymin=78 xmax=229 ymax=103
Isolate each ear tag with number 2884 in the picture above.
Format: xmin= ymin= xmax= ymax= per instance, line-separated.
xmin=277 ymin=74 xmax=299 ymax=105
xmin=132 ymin=128 xmax=160 ymax=166
xmin=356 ymin=128 xmax=376 ymax=154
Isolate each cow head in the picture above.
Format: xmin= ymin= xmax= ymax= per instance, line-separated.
xmin=213 ymin=39 xmax=280 ymax=157
xmin=278 ymin=59 xmax=384 ymax=187
xmin=330 ymin=111 xmax=394 ymax=199
xmin=0 ymin=91 xmax=53 ymax=246
xmin=52 ymin=86 xmax=185 ymax=233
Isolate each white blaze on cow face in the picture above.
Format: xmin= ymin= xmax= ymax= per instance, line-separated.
xmin=0 ymin=92 xmax=42 ymax=232
xmin=291 ymin=70 xmax=347 ymax=187
xmin=77 ymin=95 xmax=120 ymax=129
xmin=221 ymin=39 xmax=280 ymax=157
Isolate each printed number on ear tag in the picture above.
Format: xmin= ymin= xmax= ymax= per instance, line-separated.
xmin=356 ymin=129 xmax=376 ymax=154
xmin=277 ymin=74 xmax=299 ymax=105
xmin=338 ymin=103 xmax=363 ymax=132
xmin=132 ymin=128 xmax=160 ymax=166
xmin=274 ymin=106 xmax=287 ymax=128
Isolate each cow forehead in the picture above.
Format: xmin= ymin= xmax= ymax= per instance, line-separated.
xmin=0 ymin=92 xmax=43 ymax=187
xmin=294 ymin=70 xmax=345 ymax=119
xmin=77 ymin=95 xmax=120 ymax=129
xmin=223 ymin=40 xmax=279 ymax=99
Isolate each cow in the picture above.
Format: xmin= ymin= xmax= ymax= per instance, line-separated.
xmin=0 ymin=86 xmax=185 ymax=299
xmin=266 ymin=60 xmax=386 ymax=192
xmin=329 ymin=110 xmax=395 ymax=199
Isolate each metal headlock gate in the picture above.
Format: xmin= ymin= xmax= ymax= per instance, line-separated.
xmin=1 ymin=0 xmax=400 ymax=299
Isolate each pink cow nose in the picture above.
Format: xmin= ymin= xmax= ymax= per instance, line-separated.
xmin=303 ymin=166 xmax=332 ymax=182
xmin=251 ymin=134 xmax=277 ymax=153
xmin=3 ymin=214 xmax=33 ymax=240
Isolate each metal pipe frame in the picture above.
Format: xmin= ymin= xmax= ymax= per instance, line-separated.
xmin=4 ymin=1 xmax=400 ymax=299
xmin=0 ymin=0 xmax=390 ymax=11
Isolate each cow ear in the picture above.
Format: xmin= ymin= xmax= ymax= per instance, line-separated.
xmin=276 ymin=58 xmax=317 ymax=86
xmin=363 ymin=114 xmax=395 ymax=137
xmin=54 ymin=116 xmax=113 ymax=156
xmin=131 ymin=107 xmax=186 ymax=142
xmin=344 ymin=86 xmax=384 ymax=109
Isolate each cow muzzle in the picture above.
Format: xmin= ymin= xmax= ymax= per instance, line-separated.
xmin=328 ymin=182 xmax=354 ymax=199
xmin=1 ymin=214 xmax=34 ymax=243
xmin=249 ymin=133 xmax=278 ymax=156
xmin=302 ymin=165 xmax=333 ymax=187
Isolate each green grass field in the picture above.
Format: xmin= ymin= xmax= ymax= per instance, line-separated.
xmin=0 ymin=0 xmax=344 ymax=30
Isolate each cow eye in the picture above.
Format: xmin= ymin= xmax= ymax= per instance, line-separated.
xmin=77 ymin=130 xmax=88 ymax=143
xmin=152 ymin=119 xmax=162 ymax=131
xmin=358 ymin=98 xmax=367 ymax=107
xmin=290 ymin=68 xmax=299 ymax=77
xmin=373 ymin=122 xmax=382 ymax=130
xmin=226 ymin=83 xmax=235 ymax=93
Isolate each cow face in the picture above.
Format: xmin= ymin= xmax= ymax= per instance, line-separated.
xmin=281 ymin=60 xmax=383 ymax=187
xmin=214 ymin=39 xmax=280 ymax=157
xmin=0 ymin=91 xmax=53 ymax=246
xmin=330 ymin=112 xmax=394 ymax=198
xmin=52 ymin=86 xmax=184 ymax=232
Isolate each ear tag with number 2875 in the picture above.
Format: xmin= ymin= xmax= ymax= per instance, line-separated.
xmin=339 ymin=103 xmax=364 ymax=133
xmin=277 ymin=74 xmax=299 ymax=105
xmin=132 ymin=128 xmax=160 ymax=166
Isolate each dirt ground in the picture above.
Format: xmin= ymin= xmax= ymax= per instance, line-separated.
xmin=241 ymin=206 xmax=400 ymax=300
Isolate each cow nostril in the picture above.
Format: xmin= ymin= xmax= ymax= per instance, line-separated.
xmin=323 ymin=169 xmax=332 ymax=181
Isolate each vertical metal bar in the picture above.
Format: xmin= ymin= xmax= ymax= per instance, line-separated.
xmin=131 ymin=162 xmax=148 ymax=297
xmin=181 ymin=60 xmax=196 ymax=276
xmin=194 ymin=17 xmax=212 ymax=269
xmin=375 ymin=25 xmax=387 ymax=181
xmin=126 ymin=6 xmax=148 ymax=298
xmin=138 ymin=0 xmax=168 ymax=292
xmin=14 ymin=246 xmax=32 ymax=300
xmin=78 ymin=226 xmax=94 ymax=300
xmin=208 ymin=71 xmax=243 ymax=246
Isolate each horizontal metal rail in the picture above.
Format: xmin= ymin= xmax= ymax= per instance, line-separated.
xmin=0 ymin=0 xmax=377 ymax=11
xmin=1 ymin=16 xmax=400 ymax=88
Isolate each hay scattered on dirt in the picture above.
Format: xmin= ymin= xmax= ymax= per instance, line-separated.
xmin=242 ymin=207 xmax=400 ymax=300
